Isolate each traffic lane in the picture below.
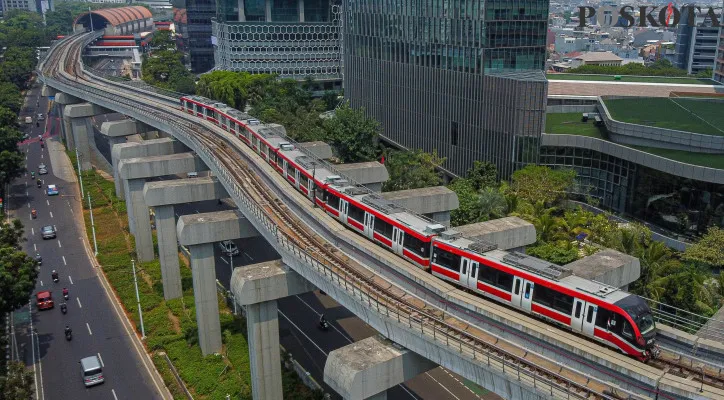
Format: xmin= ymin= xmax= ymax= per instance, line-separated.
xmin=19 ymin=140 xmax=162 ymax=399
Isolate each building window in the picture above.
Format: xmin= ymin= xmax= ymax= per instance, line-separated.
xmin=451 ymin=121 xmax=458 ymax=146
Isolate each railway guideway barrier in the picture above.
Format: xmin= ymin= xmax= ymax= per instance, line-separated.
xmin=39 ymin=37 xmax=724 ymax=400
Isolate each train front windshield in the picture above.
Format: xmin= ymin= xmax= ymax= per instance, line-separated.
xmin=637 ymin=313 xmax=656 ymax=335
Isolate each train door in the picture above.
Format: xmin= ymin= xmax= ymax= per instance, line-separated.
xmin=511 ymin=277 xmax=524 ymax=307
xmin=363 ymin=213 xmax=375 ymax=240
xmin=391 ymin=227 xmax=404 ymax=256
xmin=339 ymin=199 xmax=349 ymax=224
xmin=571 ymin=299 xmax=585 ymax=332
xmin=294 ymin=169 xmax=301 ymax=190
xmin=306 ymin=177 xmax=314 ymax=200
xmin=521 ymin=281 xmax=533 ymax=312
xmin=582 ymin=304 xmax=597 ymax=337
xmin=280 ymin=159 xmax=287 ymax=177
xmin=510 ymin=278 xmax=533 ymax=312
xmin=460 ymin=258 xmax=478 ymax=289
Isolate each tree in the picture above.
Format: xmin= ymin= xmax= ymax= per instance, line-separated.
xmin=695 ymin=68 xmax=713 ymax=78
xmin=0 ymin=82 xmax=23 ymax=114
xmin=510 ymin=165 xmax=576 ymax=205
xmin=324 ymin=102 xmax=380 ymax=163
xmin=448 ymin=178 xmax=481 ymax=227
xmin=682 ymin=227 xmax=724 ymax=268
xmin=149 ymin=31 xmax=176 ymax=52
xmin=382 ymin=149 xmax=444 ymax=192
xmin=0 ymin=219 xmax=25 ymax=249
xmin=0 ymin=47 xmax=37 ymax=89
xmin=0 ymin=246 xmax=38 ymax=314
xmin=0 ymin=360 xmax=34 ymax=400
xmin=0 ymin=150 xmax=25 ymax=189
xmin=0 ymin=106 xmax=19 ymax=129
xmin=527 ymin=241 xmax=579 ymax=265
xmin=476 ymin=187 xmax=507 ymax=221
xmin=141 ymin=50 xmax=195 ymax=94
xmin=465 ymin=161 xmax=497 ymax=191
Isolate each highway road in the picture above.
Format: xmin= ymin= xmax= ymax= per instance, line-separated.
xmin=8 ymin=83 xmax=166 ymax=400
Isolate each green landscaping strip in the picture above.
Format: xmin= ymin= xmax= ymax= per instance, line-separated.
xmin=604 ymin=98 xmax=724 ymax=137
xmin=546 ymin=74 xmax=714 ymax=85
xmin=67 ymin=152 xmax=322 ymax=400
xmin=627 ymin=146 xmax=724 ymax=170
xmin=545 ymin=113 xmax=606 ymax=138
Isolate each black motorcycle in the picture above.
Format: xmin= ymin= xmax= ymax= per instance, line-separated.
xmin=60 ymin=303 xmax=67 ymax=314
xmin=319 ymin=315 xmax=329 ymax=331
xmin=37 ymin=180 xmax=42 ymax=188
xmin=65 ymin=329 xmax=72 ymax=341
xmin=35 ymin=254 xmax=42 ymax=265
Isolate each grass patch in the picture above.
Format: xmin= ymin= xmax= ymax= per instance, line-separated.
xmin=627 ymin=146 xmax=724 ymax=169
xmin=546 ymin=73 xmax=714 ymax=85
xmin=545 ymin=112 xmax=606 ymax=138
xmin=604 ymin=98 xmax=724 ymax=136
xmin=67 ymin=151 xmax=324 ymax=399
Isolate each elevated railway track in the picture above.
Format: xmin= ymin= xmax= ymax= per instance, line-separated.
xmin=40 ymin=32 xmax=724 ymax=400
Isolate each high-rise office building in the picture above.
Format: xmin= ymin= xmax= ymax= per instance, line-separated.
xmin=211 ymin=0 xmax=343 ymax=87
xmin=674 ymin=5 xmax=720 ymax=75
xmin=173 ymin=0 xmax=216 ymax=73
xmin=343 ymin=0 xmax=549 ymax=178
xmin=714 ymin=6 xmax=724 ymax=83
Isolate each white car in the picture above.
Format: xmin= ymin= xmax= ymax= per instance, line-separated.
xmin=218 ymin=240 xmax=239 ymax=256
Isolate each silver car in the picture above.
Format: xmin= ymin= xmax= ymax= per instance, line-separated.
xmin=41 ymin=225 xmax=56 ymax=239
xmin=80 ymin=356 xmax=104 ymax=387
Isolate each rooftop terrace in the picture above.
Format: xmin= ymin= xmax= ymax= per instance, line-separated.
xmin=547 ymin=73 xmax=715 ymax=85
xmin=604 ymin=98 xmax=724 ymax=137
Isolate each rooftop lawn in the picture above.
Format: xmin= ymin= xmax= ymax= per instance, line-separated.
xmin=628 ymin=146 xmax=724 ymax=170
xmin=545 ymin=112 xmax=606 ymax=138
xmin=604 ymin=98 xmax=724 ymax=137
xmin=546 ymin=73 xmax=715 ymax=85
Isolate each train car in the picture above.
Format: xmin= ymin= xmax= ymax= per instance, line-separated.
xmin=431 ymin=231 xmax=658 ymax=360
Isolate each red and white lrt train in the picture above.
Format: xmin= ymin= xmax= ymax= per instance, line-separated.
xmin=180 ymin=95 xmax=660 ymax=361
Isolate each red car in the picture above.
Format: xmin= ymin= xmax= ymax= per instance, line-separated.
xmin=36 ymin=291 xmax=54 ymax=310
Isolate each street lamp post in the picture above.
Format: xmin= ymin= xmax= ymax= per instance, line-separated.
xmin=131 ymin=259 xmax=146 ymax=339
xmin=75 ymin=148 xmax=84 ymax=198
xmin=88 ymin=194 xmax=98 ymax=255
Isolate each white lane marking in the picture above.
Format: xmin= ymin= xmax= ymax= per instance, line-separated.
xmin=57 ymin=240 xmax=62 ymax=248
xmin=29 ymin=212 xmax=32 ymax=220
xmin=86 ymin=323 xmax=92 ymax=335
xmin=40 ymin=281 xmax=43 ymax=287
xmin=62 ymin=256 xmax=66 ymax=265
xmin=295 ymin=295 xmax=353 ymax=343
xmin=424 ymin=372 xmax=462 ymax=400
xmin=68 ymin=275 xmax=73 ymax=285
xmin=112 ymin=389 xmax=118 ymax=400
xmin=49 ymin=212 xmax=53 ymax=218
xmin=41 ymin=154 xmax=43 ymax=159
xmin=220 ymin=257 xmax=228 ymax=265
xmin=76 ymin=297 xmax=82 ymax=308
xmin=244 ymin=252 xmax=254 ymax=261
xmin=27 ymin=203 xmax=30 ymax=208
xmin=46 ymin=200 xmax=49 ymax=206
xmin=26 ymin=191 xmax=28 ymax=196
xmin=33 ymin=243 xmax=37 ymax=251
xmin=98 ymin=353 xmax=105 ymax=367
xmin=277 ymin=310 xmax=328 ymax=356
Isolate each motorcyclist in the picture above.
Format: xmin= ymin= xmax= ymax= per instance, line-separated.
xmin=64 ymin=325 xmax=72 ymax=336
xmin=35 ymin=253 xmax=42 ymax=264
xmin=52 ymin=270 xmax=58 ymax=281
xmin=62 ymin=287 xmax=69 ymax=297
xmin=319 ymin=314 xmax=328 ymax=329
xmin=37 ymin=179 xmax=42 ymax=187
xmin=31 ymin=171 xmax=35 ymax=179
xmin=60 ymin=303 xmax=67 ymax=313
xmin=31 ymin=209 xmax=37 ymax=218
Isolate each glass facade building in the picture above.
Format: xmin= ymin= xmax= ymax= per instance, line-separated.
xmin=343 ymin=0 xmax=549 ymax=178
xmin=173 ymin=0 xmax=216 ymax=73
xmin=212 ymin=0 xmax=343 ymax=82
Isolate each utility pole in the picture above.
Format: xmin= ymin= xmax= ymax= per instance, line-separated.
xmin=132 ymin=259 xmax=146 ymax=339
xmin=89 ymin=7 xmax=94 ymax=32
xmin=76 ymin=148 xmax=84 ymax=198
xmin=88 ymin=194 xmax=98 ymax=255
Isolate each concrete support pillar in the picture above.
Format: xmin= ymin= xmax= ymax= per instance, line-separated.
xmin=429 ymin=211 xmax=451 ymax=229
xmin=265 ymin=0 xmax=272 ymax=21
xmin=124 ymin=178 xmax=155 ymax=262
xmin=70 ymin=116 xmax=93 ymax=170
xmin=189 ymin=243 xmax=222 ymax=355
xmin=154 ymin=205 xmax=183 ymax=300
xmin=246 ymin=299 xmax=283 ymax=400
xmin=112 ymin=138 xmax=188 ymax=200
xmin=324 ymin=336 xmax=436 ymax=400
xmin=62 ymin=115 xmax=75 ymax=148
xmin=231 ymin=260 xmax=316 ymax=400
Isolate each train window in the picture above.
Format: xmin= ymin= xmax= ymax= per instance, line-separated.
xmin=586 ymin=305 xmax=594 ymax=323
xmin=327 ymin=193 xmax=340 ymax=210
xmin=574 ymin=302 xmax=582 ymax=318
xmin=373 ymin=217 xmax=393 ymax=239
xmin=513 ymin=279 xmax=521 ymax=295
xmin=621 ymin=321 xmax=633 ymax=339
xmin=315 ymin=187 xmax=326 ymax=201
xmin=287 ymin=162 xmax=296 ymax=177
xmin=300 ymin=174 xmax=309 ymax=189
xmin=495 ymin=272 xmax=513 ymax=292
xmin=348 ymin=202 xmax=365 ymax=223
xmin=207 ymin=109 xmax=216 ymax=119
xmin=478 ymin=264 xmax=496 ymax=285
xmin=554 ymin=293 xmax=574 ymax=315
xmin=595 ymin=308 xmax=611 ymax=328
xmin=533 ymin=284 xmax=553 ymax=307
xmin=403 ymin=234 xmax=430 ymax=258
xmin=260 ymin=143 xmax=267 ymax=155
xmin=432 ymin=247 xmax=461 ymax=272
xmin=269 ymin=151 xmax=277 ymax=164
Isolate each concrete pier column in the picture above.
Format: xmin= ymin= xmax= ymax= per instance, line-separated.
xmin=63 ymin=103 xmax=107 ymax=171
xmin=124 ymin=178 xmax=155 ymax=262
xmin=111 ymin=138 xmax=188 ymax=200
xmin=144 ymin=177 xmax=229 ymax=300
xmin=154 ymin=205 xmax=183 ymax=299
xmin=335 ymin=162 xmax=389 ymax=192
xmin=231 ymin=260 xmax=316 ymax=400
xmin=189 ymin=242 xmax=222 ymax=355
xmin=380 ymin=186 xmax=459 ymax=228
xmin=324 ymin=336 xmax=436 ymax=400
xmin=178 ymin=210 xmax=261 ymax=355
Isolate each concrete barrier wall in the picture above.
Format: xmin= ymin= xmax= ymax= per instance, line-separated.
xmin=598 ymin=96 xmax=724 ymax=154
xmin=546 ymin=104 xmax=598 ymax=113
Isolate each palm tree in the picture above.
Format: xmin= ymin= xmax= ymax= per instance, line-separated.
xmin=477 ymin=187 xmax=507 ymax=222
xmin=534 ymin=212 xmax=562 ymax=242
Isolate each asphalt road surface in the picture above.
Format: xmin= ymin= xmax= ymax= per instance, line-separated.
xmin=8 ymin=84 xmax=164 ymax=400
